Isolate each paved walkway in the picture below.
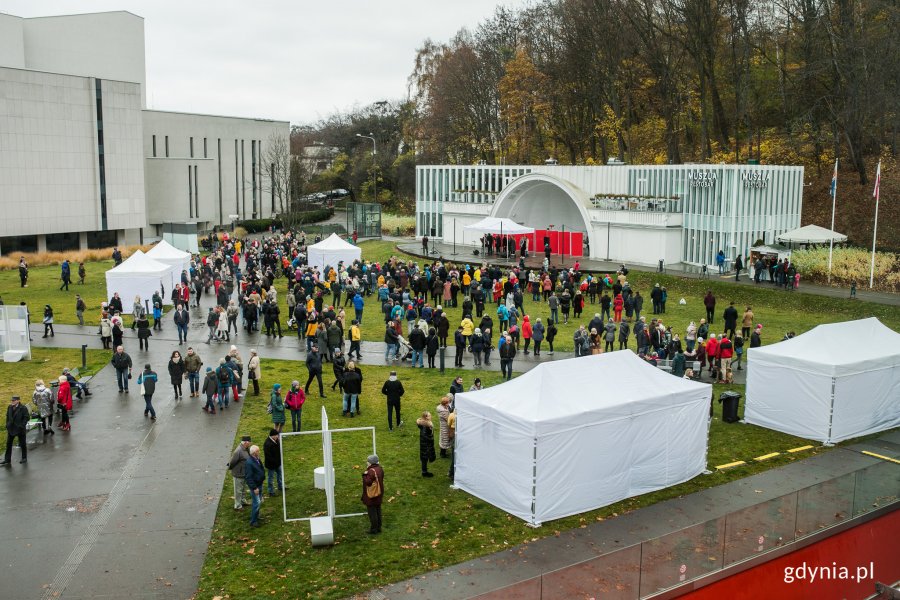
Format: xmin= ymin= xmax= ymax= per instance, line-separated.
xmin=396 ymin=241 xmax=900 ymax=306
xmin=365 ymin=430 xmax=900 ymax=599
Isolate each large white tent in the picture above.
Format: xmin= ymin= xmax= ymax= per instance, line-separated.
xmin=306 ymin=233 xmax=361 ymax=274
xmin=463 ymin=216 xmax=535 ymax=235
xmin=146 ymin=239 xmax=192 ymax=289
xmin=776 ymin=224 xmax=847 ymax=245
xmin=454 ymin=351 xmax=712 ymax=526
xmin=746 ymin=318 xmax=900 ymax=444
xmin=105 ymin=251 xmax=175 ymax=313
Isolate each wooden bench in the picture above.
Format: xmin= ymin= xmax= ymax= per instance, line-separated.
xmin=50 ymin=367 xmax=93 ymax=388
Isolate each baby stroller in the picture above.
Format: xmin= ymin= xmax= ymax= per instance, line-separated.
xmin=396 ymin=335 xmax=413 ymax=362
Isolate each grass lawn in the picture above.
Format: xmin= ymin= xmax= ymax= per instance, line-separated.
xmin=353 ymin=241 xmax=900 ymax=353
xmin=197 ymin=359 xmax=830 ymax=600
xmin=0 ymin=261 xmax=116 ymax=326
xmin=0 ymin=347 xmax=108 ymax=402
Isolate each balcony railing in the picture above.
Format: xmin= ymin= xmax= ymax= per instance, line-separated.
xmin=590 ymin=196 xmax=682 ymax=213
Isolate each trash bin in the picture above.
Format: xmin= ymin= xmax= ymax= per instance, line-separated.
xmin=719 ymin=391 xmax=742 ymax=423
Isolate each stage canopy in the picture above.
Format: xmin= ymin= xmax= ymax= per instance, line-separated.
xmin=105 ymin=251 xmax=175 ymax=313
xmin=776 ymin=224 xmax=847 ymax=245
xmin=454 ymin=351 xmax=711 ymax=525
xmin=463 ymin=217 xmax=535 ymax=235
xmin=146 ymin=239 xmax=192 ymax=288
xmin=306 ymin=233 xmax=361 ymax=274
xmin=746 ymin=318 xmax=900 ymax=444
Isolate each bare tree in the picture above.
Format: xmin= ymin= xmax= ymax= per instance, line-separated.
xmin=262 ymin=132 xmax=291 ymax=215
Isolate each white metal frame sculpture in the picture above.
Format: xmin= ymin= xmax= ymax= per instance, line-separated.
xmin=279 ymin=406 xmax=376 ymax=525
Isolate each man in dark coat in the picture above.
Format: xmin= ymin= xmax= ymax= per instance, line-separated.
xmin=703 ymin=291 xmax=716 ymax=324
xmin=380 ymin=371 xmax=405 ymax=430
xmin=263 ymin=429 xmax=282 ymax=496
xmin=1 ymin=396 xmax=30 ymax=465
xmin=722 ymin=302 xmax=739 ymax=339
xmin=362 ymin=454 xmax=385 ymax=534
xmin=305 ymin=344 xmax=326 ymax=398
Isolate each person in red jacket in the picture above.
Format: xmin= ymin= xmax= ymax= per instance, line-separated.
xmin=613 ymin=293 xmax=624 ymax=322
xmin=57 ymin=376 xmax=73 ymax=431
xmin=717 ymin=335 xmax=734 ymax=382
xmin=285 ymin=381 xmax=306 ymax=432
xmin=521 ymin=315 xmax=533 ymax=355
xmin=705 ymin=334 xmax=720 ymax=379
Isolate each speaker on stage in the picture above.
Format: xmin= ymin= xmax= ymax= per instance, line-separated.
xmin=430 ymin=227 xmax=436 ymax=237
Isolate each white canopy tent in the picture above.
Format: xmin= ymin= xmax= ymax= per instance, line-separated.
xmin=746 ymin=318 xmax=900 ymax=444
xmin=463 ymin=216 xmax=535 ymax=236
xmin=306 ymin=233 xmax=361 ymax=274
xmin=454 ymin=351 xmax=712 ymax=526
xmin=146 ymin=239 xmax=192 ymax=289
xmin=776 ymin=224 xmax=847 ymax=245
xmin=105 ymin=251 xmax=176 ymax=313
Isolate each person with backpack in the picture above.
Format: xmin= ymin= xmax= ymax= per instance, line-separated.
xmin=201 ymin=367 xmax=218 ymax=414
xmin=205 ymin=307 xmax=219 ymax=344
xmin=215 ymin=358 xmax=234 ymax=409
xmin=361 ymin=454 xmax=384 ymax=534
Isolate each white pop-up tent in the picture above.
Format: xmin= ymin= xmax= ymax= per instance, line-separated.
xmin=105 ymin=251 xmax=176 ymax=313
xmin=454 ymin=351 xmax=712 ymax=526
xmin=146 ymin=239 xmax=192 ymax=288
xmin=306 ymin=233 xmax=361 ymax=274
xmin=746 ymin=318 xmax=900 ymax=444
xmin=776 ymin=224 xmax=847 ymax=245
xmin=463 ymin=216 xmax=535 ymax=235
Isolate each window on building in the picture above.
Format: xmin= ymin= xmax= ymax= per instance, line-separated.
xmin=152 ymin=135 xmax=156 ymax=157
xmin=204 ymin=137 xmax=208 ymax=159
xmin=165 ymin=136 xmax=169 ymax=158
xmin=188 ymin=165 xmax=193 ymax=218
xmin=190 ymin=137 xmax=194 ymax=158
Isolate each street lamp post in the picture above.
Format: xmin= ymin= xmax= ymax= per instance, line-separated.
xmin=356 ymin=133 xmax=377 ymax=204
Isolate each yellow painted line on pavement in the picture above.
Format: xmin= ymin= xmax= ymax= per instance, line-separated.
xmin=787 ymin=445 xmax=814 ymax=453
xmin=754 ymin=452 xmax=780 ymax=462
xmin=861 ymin=451 xmax=900 ymax=465
xmin=716 ymin=461 xmax=746 ymax=470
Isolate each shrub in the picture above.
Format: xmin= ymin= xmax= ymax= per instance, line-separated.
xmin=790 ymin=246 xmax=900 ymax=292
xmin=0 ymin=244 xmax=153 ymax=270
xmin=236 ymin=218 xmax=281 ymax=233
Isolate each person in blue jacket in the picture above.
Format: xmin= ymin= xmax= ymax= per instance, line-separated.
xmin=136 ymin=363 xmax=158 ymax=420
xmin=244 ymin=445 xmax=266 ymax=527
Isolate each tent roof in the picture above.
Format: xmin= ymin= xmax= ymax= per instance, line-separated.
xmin=777 ymin=224 xmax=847 ymax=244
xmin=463 ymin=217 xmax=535 ymax=235
xmin=106 ymin=250 xmax=172 ymax=276
xmin=146 ymin=239 xmax=191 ymax=260
xmin=308 ymin=233 xmax=358 ymax=251
xmin=749 ymin=318 xmax=900 ymax=373
xmin=456 ymin=351 xmax=709 ymax=425
xmin=750 ymin=244 xmax=791 ymax=255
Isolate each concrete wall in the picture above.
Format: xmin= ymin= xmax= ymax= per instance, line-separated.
xmin=0 ymin=67 xmax=144 ymax=238
xmin=142 ymin=110 xmax=290 ymax=228
xmin=0 ymin=13 xmax=26 ymax=68
xmin=20 ymin=12 xmax=146 ymax=107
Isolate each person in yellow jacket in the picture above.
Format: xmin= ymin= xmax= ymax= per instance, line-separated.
xmin=460 ymin=315 xmax=474 ymax=347
xmin=305 ymin=313 xmax=319 ymax=352
xmin=235 ymin=240 xmax=242 ymax=255
xmin=348 ymin=319 xmax=362 ymax=360
xmin=462 ymin=271 xmax=471 ymax=295
xmin=473 ymin=268 xmax=481 ymax=283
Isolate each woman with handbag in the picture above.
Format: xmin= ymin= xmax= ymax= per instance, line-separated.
xmin=416 ymin=411 xmax=436 ymax=477
xmin=247 ymin=349 xmax=261 ymax=396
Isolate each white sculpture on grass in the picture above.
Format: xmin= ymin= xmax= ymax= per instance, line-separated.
xmin=278 ymin=406 xmax=376 ymax=546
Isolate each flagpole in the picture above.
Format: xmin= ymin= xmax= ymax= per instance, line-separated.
xmin=869 ymin=160 xmax=881 ymax=289
xmin=827 ymin=159 xmax=838 ymax=284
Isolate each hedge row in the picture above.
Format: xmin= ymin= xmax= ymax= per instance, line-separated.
xmin=237 ymin=208 xmax=333 ymax=233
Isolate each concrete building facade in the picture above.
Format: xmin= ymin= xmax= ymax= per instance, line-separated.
xmin=0 ymin=10 xmax=288 ymax=254
xmin=416 ymin=163 xmax=805 ymax=268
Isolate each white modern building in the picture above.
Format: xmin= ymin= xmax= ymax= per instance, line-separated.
xmin=416 ymin=163 xmax=805 ymax=268
xmin=0 ymin=10 xmax=289 ymax=255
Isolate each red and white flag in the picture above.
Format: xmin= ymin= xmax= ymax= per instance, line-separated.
xmin=873 ymin=160 xmax=882 ymax=201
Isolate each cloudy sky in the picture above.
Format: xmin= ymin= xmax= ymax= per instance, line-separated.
xmin=5 ymin=0 xmax=528 ymax=124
